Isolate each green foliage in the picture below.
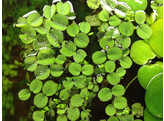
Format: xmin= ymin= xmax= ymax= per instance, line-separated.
xmin=18 ymin=89 xmax=31 ymax=101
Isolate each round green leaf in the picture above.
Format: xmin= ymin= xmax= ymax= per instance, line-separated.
xmin=60 ymin=41 xmax=76 ymax=57
xmin=137 ymin=24 xmax=152 ymax=40
xmin=98 ymin=88 xmax=112 ymax=102
xmin=107 ymin=116 xmax=119 ymax=121
xmin=138 ymin=62 xmax=163 ymax=89
xmin=34 ymin=93 xmax=48 ymax=108
xmin=19 ymin=34 xmax=36 ymax=44
xmin=106 ymin=72 xmax=120 ymax=85
xmin=156 ymin=0 xmax=163 ymax=4
xmin=99 ymin=36 xmax=114 ymax=50
xmin=67 ymin=23 xmax=79 ymax=37
xmin=55 ymin=55 xmax=66 ymax=65
xmin=96 ymin=74 xmax=103 ymax=83
xmin=35 ymin=27 xmax=46 ymax=34
xmin=120 ymin=56 xmax=133 ymax=69
xmin=126 ymin=0 xmax=147 ymax=12
xmin=16 ymin=17 xmax=27 ymax=27
xmin=51 ymin=14 xmax=68 ymax=31
xmin=37 ymin=48 xmax=55 ymax=65
xmin=73 ymin=49 xmax=87 ymax=63
xmin=42 ymin=80 xmax=58 ymax=96
xmin=70 ymin=94 xmax=84 ymax=107
xmin=130 ymin=40 xmax=156 ymax=65
xmin=104 ymin=61 xmax=115 ymax=73
xmin=119 ymin=22 xmax=134 ymax=36
xmin=79 ymin=22 xmax=91 ymax=34
xmin=82 ymin=64 xmax=94 ymax=76
xmin=34 ymin=65 xmax=50 ymax=80
xmin=105 ymin=104 xmax=116 ymax=116
xmin=68 ymin=62 xmax=81 ymax=76
xmin=67 ymin=107 xmax=80 ymax=121
xmin=27 ymin=13 xmax=43 ymax=27
xmin=107 ymin=47 xmax=122 ymax=60
xmin=114 ymin=96 xmax=127 ymax=109
xmin=112 ymin=84 xmax=125 ymax=96
xmin=33 ymin=34 xmax=51 ymax=50
xmin=85 ymin=14 xmax=101 ymax=26
xmin=47 ymin=29 xmax=64 ymax=47
xmin=100 ymin=0 xmax=116 ymax=12
xmin=59 ymin=89 xmax=70 ymax=100
xmin=144 ymin=108 xmax=163 ymax=121
xmin=115 ymin=35 xmax=131 ymax=49
xmin=87 ymin=0 xmax=100 ymax=9
xmin=24 ymin=55 xmax=37 ymax=72
xmin=56 ymin=2 xmax=71 ymax=15
xmin=21 ymin=25 xmax=36 ymax=37
xmin=116 ymin=67 xmax=126 ymax=77
xmin=98 ymin=10 xmax=109 ymax=22
xmin=92 ymin=51 xmax=107 ymax=64
xmin=157 ymin=6 xmax=163 ymax=20
xmin=109 ymin=15 xmax=121 ymax=26
xmin=32 ymin=111 xmax=44 ymax=121
xmin=145 ymin=73 xmax=163 ymax=118
xmin=43 ymin=5 xmax=56 ymax=19
xmin=50 ymin=64 xmax=63 ymax=77
xmin=63 ymin=80 xmax=74 ymax=90
xmin=74 ymin=33 xmax=89 ymax=48
xmin=18 ymin=89 xmax=31 ymax=101
xmin=57 ymin=115 xmax=67 ymax=121
xmin=135 ymin=10 xmax=146 ymax=24
xmin=100 ymin=22 xmax=109 ymax=31
xmin=73 ymin=75 xmax=87 ymax=89
xmin=149 ymin=19 xmax=163 ymax=57
xmin=29 ymin=79 xmax=43 ymax=94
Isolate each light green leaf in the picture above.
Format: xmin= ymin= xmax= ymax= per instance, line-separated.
xmin=96 ymin=75 xmax=103 ymax=83
xmin=37 ymin=48 xmax=55 ymax=65
xmin=34 ymin=93 xmax=48 ymax=108
xmin=144 ymin=108 xmax=162 ymax=121
xmin=55 ymin=55 xmax=66 ymax=65
xmin=114 ymin=96 xmax=127 ymax=109
xmin=74 ymin=33 xmax=90 ymax=48
xmin=70 ymin=94 xmax=84 ymax=107
xmin=56 ymin=2 xmax=71 ymax=15
xmin=43 ymin=5 xmax=56 ymax=19
xmin=116 ymin=67 xmax=126 ymax=77
xmin=24 ymin=55 xmax=37 ymax=72
xmin=105 ymin=104 xmax=116 ymax=116
xmin=47 ymin=29 xmax=63 ymax=47
xmin=29 ymin=79 xmax=43 ymax=94
xmin=85 ymin=14 xmax=101 ymax=26
xmin=135 ymin=10 xmax=146 ymax=24
xmin=73 ymin=49 xmax=87 ymax=63
xmin=92 ymin=51 xmax=107 ymax=64
xmin=98 ymin=10 xmax=109 ymax=22
xmin=18 ymin=89 xmax=31 ymax=101
xmin=137 ymin=24 xmax=152 ymax=39
xmin=112 ymin=84 xmax=125 ymax=96
xmin=19 ymin=34 xmax=36 ymax=44
xmin=120 ymin=56 xmax=133 ymax=69
xmin=106 ymin=72 xmax=120 ymax=85
xmin=50 ymin=64 xmax=63 ymax=77
xmin=119 ymin=22 xmax=134 ymax=36
xmin=80 ymin=88 xmax=88 ymax=97
xmin=33 ymin=34 xmax=51 ymax=50
xmin=87 ymin=0 xmax=100 ymax=9
xmin=109 ymin=15 xmax=121 ymax=26
xmin=34 ymin=65 xmax=50 ymax=80
xmin=32 ymin=111 xmax=44 ymax=121
xmin=98 ymin=88 xmax=112 ymax=102
xmin=130 ymin=40 xmax=156 ymax=65
xmin=73 ymin=75 xmax=87 ymax=89
xmin=60 ymin=41 xmax=76 ymax=57
xmin=99 ymin=36 xmax=114 ymax=50
xmin=107 ymin=47 xmax=122 ymax=60
xmin=100 ymin=0 xmax=116 ymax=12
xmin=79 ymin=22 xmax=91 ymax=34
xmin=63 ymin=79 xmax=74 ymax=90
xmin=51 ymin=14 xmax=68 ymax=31
xmin=42 ymin=80 xmax=58 ymax=96
xmin=16 ymin=17 xmax=27 ymax=27
xmin=67 ymin=23 xmax=79 ymax=37
xmin=82 ymin=64 xmax=94 ymax=76
xmin=104 ymin=61 xmax=116 ymax=73
xmin=57 ymin=115 xmax=67 ymax=121
xmin=68 ymin=62 xmax=81 ymax=76
xmin=59 ymin=89 xmax=70 ymax=100
xmin=67 ymin=107 xmax=80 ymax=121
xmin=27 ymin=13 xmax=43 ymax=27
xmin=107 ymin=116 xmax=119 ymax=121
xmin=35 ymin=27 xmax=47 ymax=34
xmin=131 ymin=103 xmax=144 ymax=118
xmin=115 ymin=35 xmax=131 ymax=49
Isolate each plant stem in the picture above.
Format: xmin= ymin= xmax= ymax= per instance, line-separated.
xmin=125 ymin=75 xmax=138 ymax=91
